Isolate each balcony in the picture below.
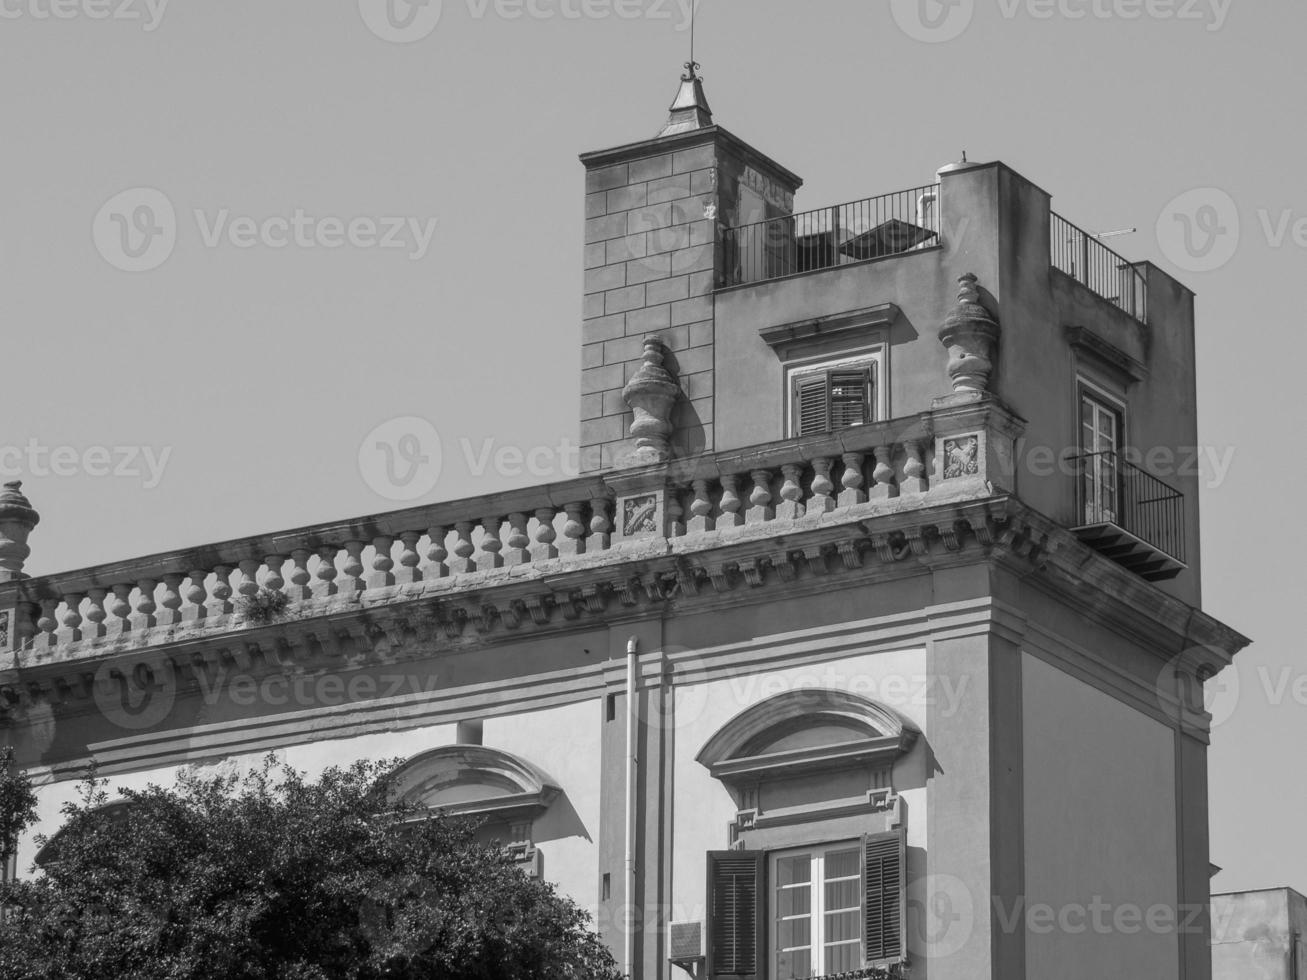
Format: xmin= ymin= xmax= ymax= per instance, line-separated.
xmin=1051 ymin=212 xmax=1148 ymax=325
xmin=719 ymin=185 xmax=941 ymax=289
xmin=1071 ymin=451 xmax=1185 ymax=582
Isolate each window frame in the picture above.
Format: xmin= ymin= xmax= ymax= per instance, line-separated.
xmin=769 ymin=841 xmax=865 ymax=979
xmin=1077 ymin=380 xmax=1128 ymax=527
xmin=784 ymin=347 xmax=888 ymax=439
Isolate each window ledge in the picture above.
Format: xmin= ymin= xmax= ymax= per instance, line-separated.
xmin=761 ymin=303 xmax=900 ymax=362
xmin=708 ymin=734 xmax=913 ymax=785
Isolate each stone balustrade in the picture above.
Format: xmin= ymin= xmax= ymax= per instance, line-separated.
xmin=0 ymin=405 xmax=1013 ymax=663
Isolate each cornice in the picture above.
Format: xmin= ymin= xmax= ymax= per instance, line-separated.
xmin=0 ymin=493 xmax=1248 ymax=739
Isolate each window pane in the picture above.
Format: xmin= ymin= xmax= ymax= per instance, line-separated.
xmin=825 ymin=909 xmax=860 ymax=943
xmin=777 ymin=855 xmax=811 ymax=886
xmin=825 ymin=939 xmax=860 ymax=974
xmin=778 ymin=916 xmax=811 ymax=951
xmin=825 ymin=848 xmax=860 ymax=879
xmin=778 ymin=948 xmax=811 ymax=980
xmin=824 ymin=878 xmax=860 ymax=911
xmin=777 ymin=885 xmax=811 ymax=918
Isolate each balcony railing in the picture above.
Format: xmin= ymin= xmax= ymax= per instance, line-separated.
xmin=1072 ymin=451 xmax=1185 ymax=581
xmin=1051 ymin=212 xmax=1148 ymax=324
xmin=720 ymin=186 xmax=941 ymax=288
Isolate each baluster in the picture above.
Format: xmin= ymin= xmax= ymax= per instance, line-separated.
xmin=533 ymin=508 xmax=558 ymax=561
xmin=589 ymin=499 xmax=612 ymax=551
xmin=478 ymin=517 xmax=504 ymax=571
xmin=424 ymin=526 xmax=450 ymax=579
xmin=747 ymin=470 xmax=774 ymax=524
xmin=450 ymin=522 xmax=477 ymax=574
xmin=505 ymin=514 xmax=531 ymax=566
xmin=313 ymin=548 xmax=339 ymax=598
xmin=133 ymin=579 xmax=158 ymax=630
xmin=340 ymin=541 xmax=366 ymax=592
xmin=368 ymin=536 xmax=395 ymax=589
xmin=719 ymin=475 xmax=744 ymax=528
xmin=810 ymin=458 xmax=836 ymax=514
xmin=209 ymin=565 xmax=235 ymax=616
xmin=869 ymin=447 xmax=899 ymax=500
xmin=559 ymin=504 xmax=587 ymax=556
xmin=263 ymin=555 xmax=286 ymax=593
xmin=687 ymin=479 xmax=715 ymax=533
xmin=36 ymin=598 xmax=58 ymax=648
xmin=184 ymin=570 xmax=208 ymax=622
xmin=777 ymin=464 xmax=806 ymax=520
xmin=237 ymin=561 xmax=261 ymax=600
xmin=666 ymin=491 xmax=686 ymax=538
xmin=85 ymin=588 xmax=109 ymax=638
xmin=287 ymin=551 xmax=313 ymax=600
xmin=839 ymin=452 xmax=867 ymax=507
xmin=58 ymin=593 xmax=84 ymax=644
xmin=395 ymin=532 xmax=423 ymax=585
xmin=110 ymin=583 xmax=135 ymax=632
xmin=902 ymin=440 xmax=929 ymax=494
xmin=159 ymin=575 xmax=184 ymax=627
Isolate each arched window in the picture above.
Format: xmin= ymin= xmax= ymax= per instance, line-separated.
xmin=692 ymin=689 xmax=919 ymax=979
xmin=388 ymin=745 xmax=563 ymax=877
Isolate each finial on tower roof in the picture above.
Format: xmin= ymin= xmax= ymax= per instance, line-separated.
xmin=658 ymin=61 xmax=713 ymax=137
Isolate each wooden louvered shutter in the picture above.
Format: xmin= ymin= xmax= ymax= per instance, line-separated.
xmin=864 ymin=829 xmax=905 ymax=963
xmin=829 ymin=367 xmax=873 ymax=430
xmin=794 ymin=374 xmax=829 ymax=436
xmin=707 ymin=851 xmax=765 ymax=980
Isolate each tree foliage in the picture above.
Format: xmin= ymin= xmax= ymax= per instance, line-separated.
xmin=0 ymin=755 xmax=623 ymax=980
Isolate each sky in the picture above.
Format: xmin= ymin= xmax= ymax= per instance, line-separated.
xmin=0 ymin=0 xmax=1303 ymax=896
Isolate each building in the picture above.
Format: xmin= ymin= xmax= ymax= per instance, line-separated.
xmin=0 ymin=66 xmax=1249 ymax=979
xmin=1211 ymin=888 xmax=1307 ymax=978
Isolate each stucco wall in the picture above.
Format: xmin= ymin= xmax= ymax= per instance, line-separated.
xmin=1022 ymin=651 xmax=1179 ymax=979
xmin=17 ymin=698 xmax=602 ymax=914
xmin=1211 ymin=887 xmax=1307 ymax=980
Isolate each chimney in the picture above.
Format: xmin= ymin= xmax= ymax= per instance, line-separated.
xmin=578 ymin=65 xmax=803 ymax=470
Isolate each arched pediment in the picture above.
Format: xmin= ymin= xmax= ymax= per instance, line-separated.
xmin=34 ymin=799 xmax=137 ymax=868
xmin=389 ymin=745 xmax=561 ymax=824
xmin=696 ymin=688 xmax=919 ymax=785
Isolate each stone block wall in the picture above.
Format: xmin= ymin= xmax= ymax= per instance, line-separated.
xmin=580 ymin=139 xmax=720 ymax=471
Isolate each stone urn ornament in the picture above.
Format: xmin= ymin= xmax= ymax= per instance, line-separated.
xmin=938 ymin=273 xmax=1001 ymax=398
xmin=621 ymin=337 xmax=683 ymax=465
xmin=0 ymin=481 xmax=40 ymax=582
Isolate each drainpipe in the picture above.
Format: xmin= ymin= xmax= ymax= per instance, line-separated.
xmin=1293 ymin=929 xmax=1301 ymax=980
xmin=625 ymin=636 xmax=639 ymax=978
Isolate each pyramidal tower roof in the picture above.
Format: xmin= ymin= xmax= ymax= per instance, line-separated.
xmin=657 ymin=62 xmax=713 ymax=137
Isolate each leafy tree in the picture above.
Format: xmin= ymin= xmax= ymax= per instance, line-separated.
xmin=0 ymin=755 xmax=623 ymax=980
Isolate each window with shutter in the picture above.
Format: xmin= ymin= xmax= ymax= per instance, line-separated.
xmin=790 ymin=363 xmax=876 ymax=437
xmin=863 ymin=829 xmax=906 ymax=963
xmin=707 ymin=851 xmax=765 ymax=980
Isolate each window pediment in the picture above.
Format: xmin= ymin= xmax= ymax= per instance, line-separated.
xmin=696 ymin=689 xmax=918 ymax=787
xmin=390 ymin=745 xmax=560 ymax=825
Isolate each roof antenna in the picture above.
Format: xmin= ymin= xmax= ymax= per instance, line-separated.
xmin=688 ymin=0 xmax=699 ymax=77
